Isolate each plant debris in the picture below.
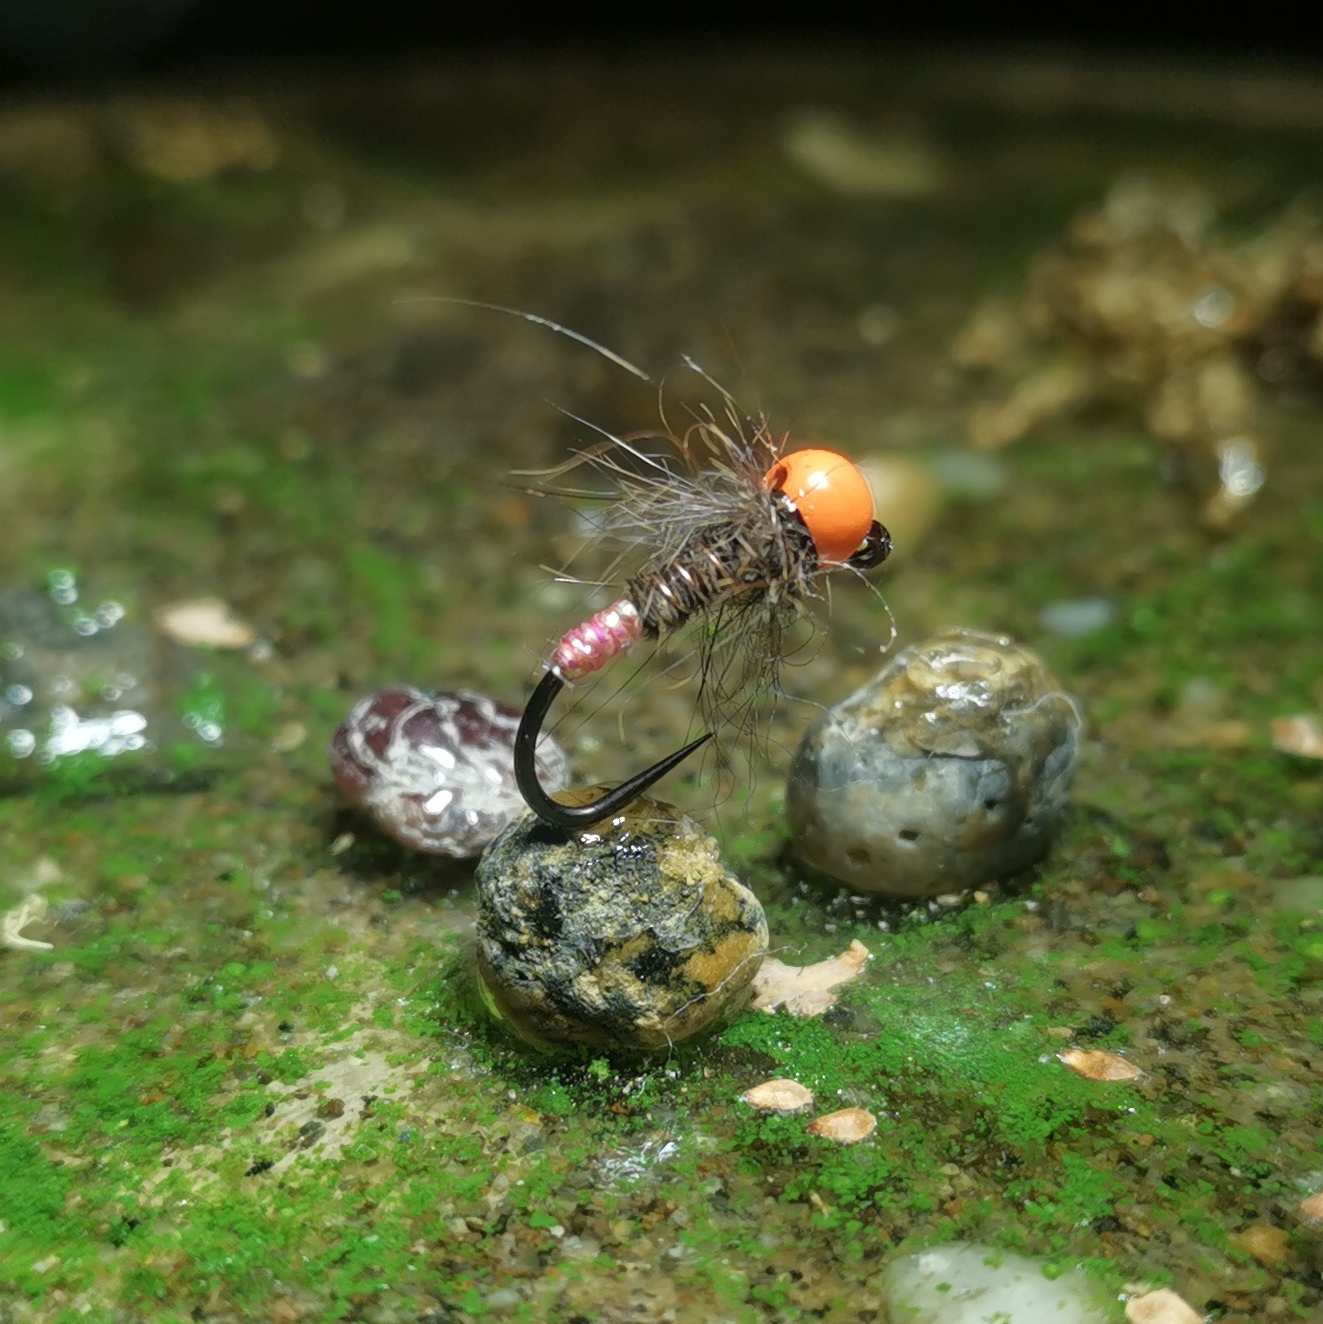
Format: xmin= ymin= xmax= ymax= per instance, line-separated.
xmin=750 ymin=939 xmax=869 ymax=1016
xmin=1058 ymin=1047 xmax=1143 ymax=1081
xmin=953 ymin=174 xmax=1323 ymax=528
xmin=2 ymin=893 xmax=53 ymax=952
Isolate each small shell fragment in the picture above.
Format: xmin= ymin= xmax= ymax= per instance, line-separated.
xmin=806 ymin=1107 xmax=876 ymax=1143
xmin=154 ymin=598 xmax=257 ymax=649
xmin=751 ymin=939 xmax=870 ymax=1016
xmin=741 ymin=1079 xmax=815 ymax=1113
xmin=1058 ymin=1047 xmax=1143 ymax=1081
xmin=1125 ymin=1288 xmax=1203 ymax=1324
xmin=1299 ymin=1191 xmax=1323 ymax=1222
xmin=1271 ymin=714 xmax=1323 ymax=759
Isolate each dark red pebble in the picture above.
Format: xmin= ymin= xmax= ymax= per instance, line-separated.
xmin=330 ymin=686 xmax=569 ymax=858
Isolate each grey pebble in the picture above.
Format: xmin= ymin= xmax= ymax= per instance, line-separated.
xmin=787 ymin=627 xmax=1081 ymax=898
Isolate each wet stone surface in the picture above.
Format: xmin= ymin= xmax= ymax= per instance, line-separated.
xmin=787 ymin=627 xmax=1081 ymax=897
xmin=882 ymin=1242 xmax=1115 ymax=1324
xmin=329 ymin=685 xmax=569 ymax=858
xmin=0 ymin=572 xmax=231 ymax=793
xmin=475 ymin=791 xmax=768 ymax=1052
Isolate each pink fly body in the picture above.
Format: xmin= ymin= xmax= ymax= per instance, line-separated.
xmin=549 ymin=599 xmax=643 ymax=681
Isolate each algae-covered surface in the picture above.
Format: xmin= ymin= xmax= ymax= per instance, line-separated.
xmin=1 ymin=48 xmax=1321 ymax=1323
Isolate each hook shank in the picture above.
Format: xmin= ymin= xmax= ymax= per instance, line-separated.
xmin=515 ymin=670 xmax=712 ymax=829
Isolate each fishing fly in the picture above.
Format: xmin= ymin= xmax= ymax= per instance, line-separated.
xmin=445 ymin=302 xmax=893 ymax=829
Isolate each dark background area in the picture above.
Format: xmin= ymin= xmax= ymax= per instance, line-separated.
xmin=2 ymin=0 xmax=1321 ymax=89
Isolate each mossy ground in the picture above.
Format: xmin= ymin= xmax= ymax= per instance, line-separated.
xmin=1 ymin=50 xmax=1321 ymax=1323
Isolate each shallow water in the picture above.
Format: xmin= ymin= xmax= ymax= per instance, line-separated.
xmin=1 ymin=46 xmax=1321 ymax=1323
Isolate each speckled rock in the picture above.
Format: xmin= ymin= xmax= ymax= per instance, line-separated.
xmin=329 ymin=686 xmax=569 ymax=858
xmin=787 ymin=627 xmax=1081 ymax=898
xmin=475 ymin=791 xmax=768 ymax=1052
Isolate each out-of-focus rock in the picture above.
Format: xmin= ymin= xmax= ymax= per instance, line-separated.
xmin=782 ymin=109 xmax=944 ymax=197
xmin=113 ymin=98 xmax=278 ymax=181
xmin=855 ymin=455 xmax=944 ymax=557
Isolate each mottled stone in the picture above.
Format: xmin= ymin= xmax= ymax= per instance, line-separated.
xmin=787 ymin=627 xmax=1081 ymax=898
xmin=475 ymin=792 xmax=768 ymax=1052
xmin=329 ymin=686 xmax=568 ymax=859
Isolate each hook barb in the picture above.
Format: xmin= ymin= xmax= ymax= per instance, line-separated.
xmin=515 ymin=670 xmax=712 ymax=829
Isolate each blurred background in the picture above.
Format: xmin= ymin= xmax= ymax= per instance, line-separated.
xmin=4 ymin=3 xmax=1323 ymax=85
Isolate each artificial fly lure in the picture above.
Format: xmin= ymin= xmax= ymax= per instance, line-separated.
xmin=436 ymin=301 xmax=893 ymax=830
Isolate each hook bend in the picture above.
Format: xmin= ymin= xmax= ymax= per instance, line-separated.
xmin=514 ymin=670 xmax=712 ymax=829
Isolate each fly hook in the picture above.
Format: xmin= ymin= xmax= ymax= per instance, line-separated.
xmin=514 ymin=670 xmax=713 ymax=829
xmin=513 ymin=518 xmax=890 ymax=830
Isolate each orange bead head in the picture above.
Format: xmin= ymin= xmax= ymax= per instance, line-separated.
xmin=762 ymin=447 xmax=875 ymax=564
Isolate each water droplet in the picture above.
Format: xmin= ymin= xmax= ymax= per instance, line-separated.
xmin=6 ymin=729 xmax=36 ymax=757
xmin=1191 ymin=285 xmax=1235 ymax=329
